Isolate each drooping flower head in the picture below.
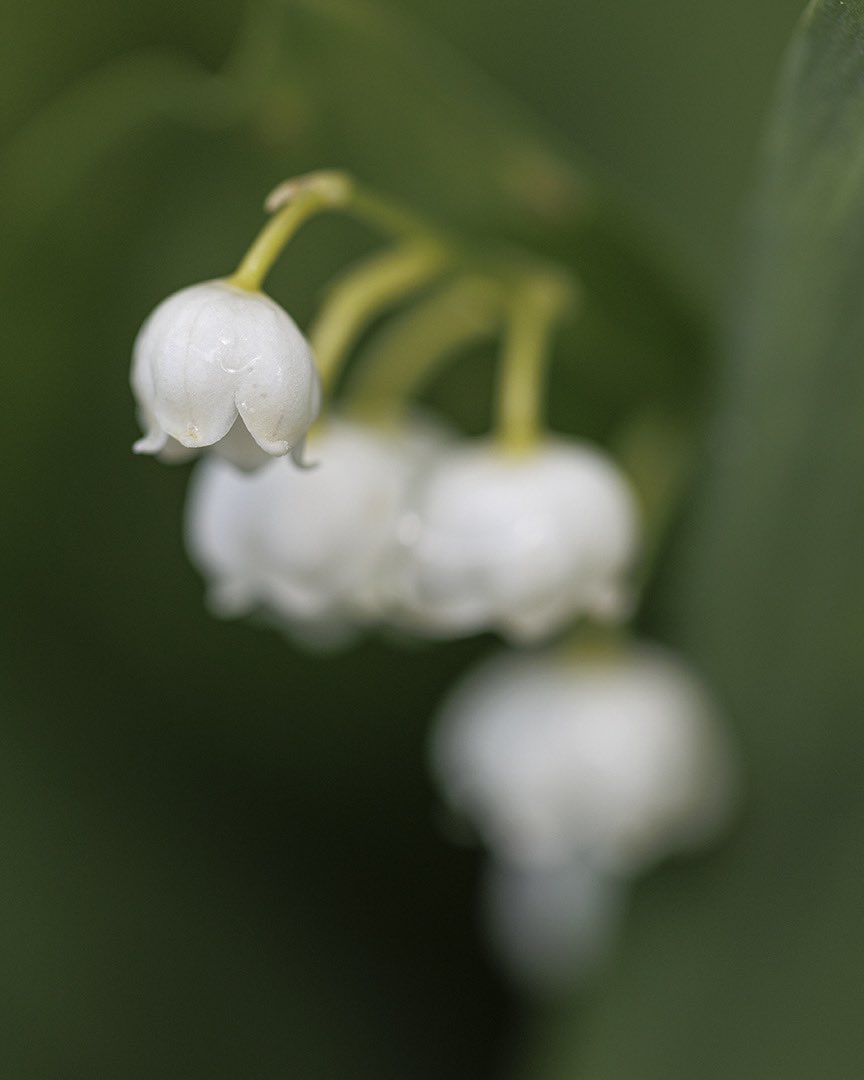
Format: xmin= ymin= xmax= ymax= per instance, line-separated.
xmin=131 ymin=280 xmax=320 ymax=468
xmin=431 ymin=643 xmax=737 ymax=874
xmin=184 ymin=416 xmax=447 ymax=646
xmin=430 ymin=641 xmax=738 ymax=987
xmin=387 ymin=437 xmax=640 ymax=644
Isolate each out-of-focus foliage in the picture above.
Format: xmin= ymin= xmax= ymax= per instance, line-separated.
xmin=529 ymin=1 xmax=864 ymax=1076
xmin=8 ymin=0 xmax=861 ymax=1077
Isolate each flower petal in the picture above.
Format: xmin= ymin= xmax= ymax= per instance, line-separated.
xmin=132 ymin=427 xmax=168 ymax=455
xmin=233 ymin=296 xmax=321 ymax=458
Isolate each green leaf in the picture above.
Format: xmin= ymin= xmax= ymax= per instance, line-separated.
xmin=526 ymin=2 xmax=864 ymax=1077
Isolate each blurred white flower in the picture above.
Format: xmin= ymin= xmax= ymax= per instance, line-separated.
xmin=131 ymin=280 xmax=320 ymax=468
xmin=431 ymin=643 xmax=737 ymax=875
xmin=432 ymin=642 xmax=737 ymax=988
xmin=483 ymin=853 xmax=624 ymax=991
xmin=184 ymin=416 xmax=444 ymax=645
xmin=388 ymin=438 xmax=639 ymax=643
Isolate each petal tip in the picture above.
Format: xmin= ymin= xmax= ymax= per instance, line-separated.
xmin=133 ymin=430 xmax=168 ymax=455
xmin=290 ymin=439 xmax=319 ymax=470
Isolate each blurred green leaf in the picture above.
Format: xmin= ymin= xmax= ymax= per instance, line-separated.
xmin=526 ymin=1 xmax=864 ymax=1077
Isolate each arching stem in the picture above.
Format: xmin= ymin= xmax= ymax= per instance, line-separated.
xmin=494 ymin=273 xmax=577 ymax=454
xmin=227 ymin=170 xmax=447 ymax=292
xmin=344 ymin=276 xmax=504 ymax=424
xmin=309 ymin=243 xmax=451 ymax=394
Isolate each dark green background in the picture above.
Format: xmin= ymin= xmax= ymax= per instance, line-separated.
xmin=7 ymin=1 xmax=862 ymax=1077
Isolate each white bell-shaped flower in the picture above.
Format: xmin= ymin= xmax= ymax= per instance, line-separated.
xmin=431 ymin=643 xmax=737 ymax=875
xmin=388 ymin=438 xmax=639 ymax=643
xmin=131 ymin=280 xmax=320 ymax=468
xmin=185 ymin=416 xmax=445 ymax=645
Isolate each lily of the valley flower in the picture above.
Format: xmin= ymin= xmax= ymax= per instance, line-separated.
xmin=431 ymin=643 xmax=737 ymax=875
xmin=387 ymin=438 xmax=640 ymax=643
xmin=131 ymin=280 xmax=320 ymax=468
xmin=184 ymin=416 xmax=446 ymax=646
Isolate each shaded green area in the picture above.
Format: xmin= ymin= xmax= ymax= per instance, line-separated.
xmin=532 ymin=1 xmax=864 ymax=1076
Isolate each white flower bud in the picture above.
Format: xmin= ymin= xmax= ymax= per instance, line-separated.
xmin=184 ymin=417 xmax=445 ymax=645
xmin=431 ymin=644 xmax=737 ymax=875
xmin=131 ymin=280 xmax=320 ymax=468
xmin=388 ymin=438 xmax=639 ymax=643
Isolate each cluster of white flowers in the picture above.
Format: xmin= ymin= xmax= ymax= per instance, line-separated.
xmin=182 ymin=424 xmax=639 ymax=647
xmin=184 ymin=416 xmax=445 ymax=646
xmin=132 ymin=278 xmax=639 ymax=645
xmin=130 ymin=180 xmax=737 ymax=995
xmin=430 ymin=643 xmax=737 ymax=988
xmin=387 ymin=438 xmax=637 ymax=642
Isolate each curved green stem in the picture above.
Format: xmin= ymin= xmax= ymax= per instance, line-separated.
xmin=309 ymin=242 xmax=451 ymax=393
xmin=228 ymin=169 xmax=457 ymax=292
xmin=227 ymin=172 xmax=353 ymax=291
xmin=344 ymin=276 xmax=504 ymax=423
xmin=494 ymin=274 xmax=577 ymax=453
xmin=338 ymin=184 xmax=441 ymax=247
xmin=226 ymin=170 xmax=581 ymax=436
